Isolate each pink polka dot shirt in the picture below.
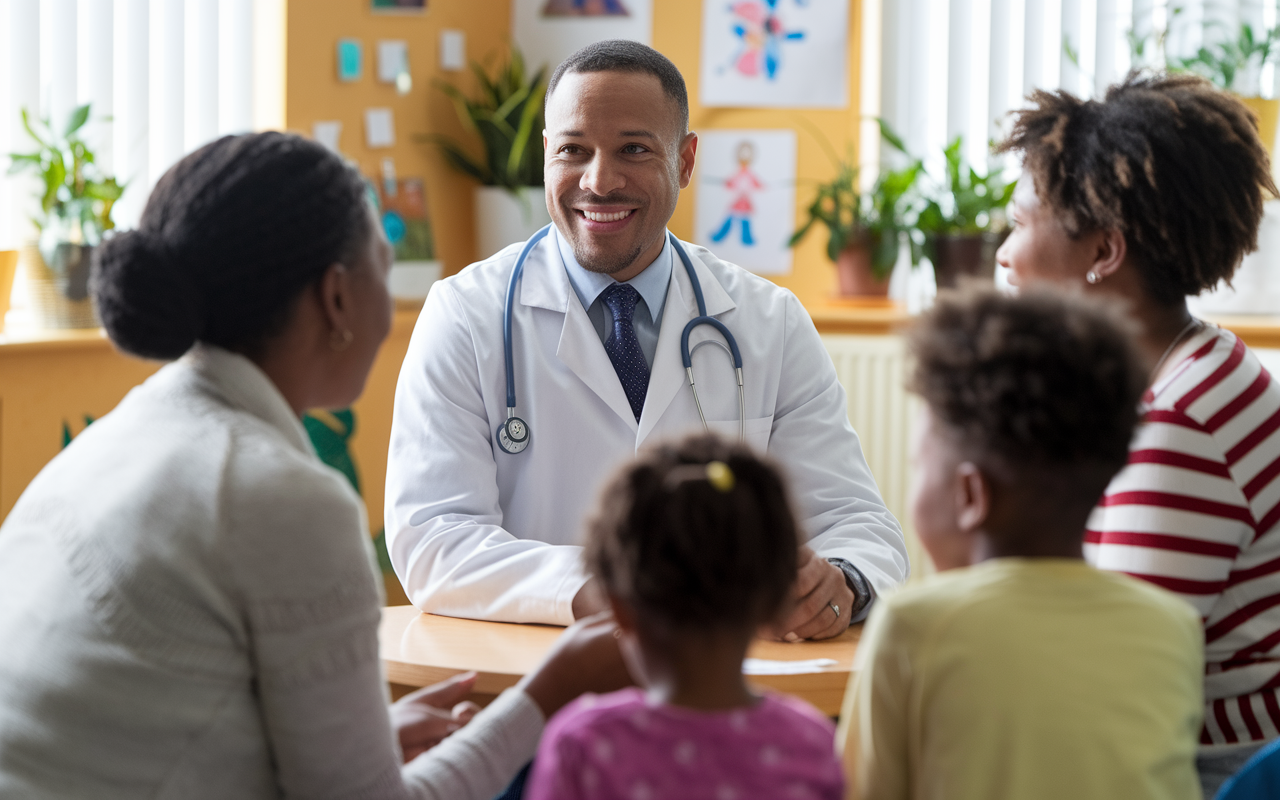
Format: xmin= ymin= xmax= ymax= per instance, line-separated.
xmin=525 ymin=688 xmax=843 ymax=800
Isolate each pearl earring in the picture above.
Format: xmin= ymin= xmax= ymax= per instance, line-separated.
xmin=1086 ymin=270 xmax=1101 ymax=285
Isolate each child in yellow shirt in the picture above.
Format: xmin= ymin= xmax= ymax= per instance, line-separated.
xmin=838 ymin=288 xmax=1204 ymax=800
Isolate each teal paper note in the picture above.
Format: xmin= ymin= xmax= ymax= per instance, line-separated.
xmin=337 ymin=39 xmax=362 ymax=81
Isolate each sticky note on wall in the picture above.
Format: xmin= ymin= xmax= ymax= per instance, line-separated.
xmin=337 ymin=39 xmax=362 ymax=82
xmin=377 ymin=40 xmax=408 ymax=83
xmin=365 ymin=108 xmax=395 ymax=148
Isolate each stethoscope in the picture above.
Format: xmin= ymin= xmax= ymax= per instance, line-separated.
xmin=497 ymin=224 xmax=745 ymax=455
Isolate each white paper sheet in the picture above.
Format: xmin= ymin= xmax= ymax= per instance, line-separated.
xmin=742 ymin=657 xmax=837 ymax=675
xmin=693 ymin=129 xmax=796 ymax=275
xmin=700 ymin=0 xmax=850 ymax=108
xmin=364 ymin=108 xmax=395 ymax=148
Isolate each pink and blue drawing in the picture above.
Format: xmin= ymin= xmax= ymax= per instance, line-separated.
xmin=726 ymin=0 xmax=806 ymax=80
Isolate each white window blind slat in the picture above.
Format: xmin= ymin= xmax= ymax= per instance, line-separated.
xmin=184 ymin=0 xmax=217 ymax=152
xmin=113 ymin=0 xmax=150 ymax=230
xmin=77 ymin=0 xmax=113 ymax=175
xmin=217 ymin=0 xmax=252 ymax=136
xmin=149 ymin=0 xmax=184 ymax=185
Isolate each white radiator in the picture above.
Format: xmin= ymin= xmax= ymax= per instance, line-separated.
xmin=821 ymin=334 xmax=932 ymax=581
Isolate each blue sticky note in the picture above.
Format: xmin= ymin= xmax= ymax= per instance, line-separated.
xmin=338 ymin=39 xmax=363 ymax=82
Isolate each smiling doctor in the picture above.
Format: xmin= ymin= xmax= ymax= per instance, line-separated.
xmin=386 ymin=41 xmax=907 ymax=640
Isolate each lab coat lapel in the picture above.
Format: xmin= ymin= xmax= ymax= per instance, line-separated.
xmin=521 ymin=235 xmax=639 ymax=431
xmin=637 ymin=241 xmax=736 ymax=445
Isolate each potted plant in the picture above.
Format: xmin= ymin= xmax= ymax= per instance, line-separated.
xmin=914 ymin=136 xmax=1015 ymax=289
xmin=6 ymin=104 xmax=123 ymax=328
xmin=790 ymin=122 xmax=922 ymax=298
xmin=1120 ymin=8 xmax=1280 ymax=156
xmin=423 ymin=48 xmax=550 ymax=260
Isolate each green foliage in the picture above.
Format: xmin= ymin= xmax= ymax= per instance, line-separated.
xmin=1119 ymin=5 xmax=1280 ymax=93
xmin=916 ymin=136 xmax=1016 ymax=247
xmin=7 ymin=104 xmax=123 ymax=242
xmin=1173 ymin=21 xmax=1280 ymax=91
xmin=421 ymin=49 xmax=546 ymax=190
xmin=789 ymin=120 xmax=923 ymax=279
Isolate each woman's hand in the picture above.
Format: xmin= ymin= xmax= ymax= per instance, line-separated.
xmin=518 ymin=611 xmax=634 ymax=719
xmin=390 ymin=671 xmax=483 ymax=762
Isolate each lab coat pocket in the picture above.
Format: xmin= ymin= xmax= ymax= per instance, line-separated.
xmin=704 ymin=415 xmax=774 ymax=453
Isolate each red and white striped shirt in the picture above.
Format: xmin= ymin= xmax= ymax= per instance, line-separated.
xmin=1086 ymin=326 xmax=1280 ymax=749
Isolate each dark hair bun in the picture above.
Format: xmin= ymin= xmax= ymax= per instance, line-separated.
xmin=92 ymin=229 xmax=203 ymax=360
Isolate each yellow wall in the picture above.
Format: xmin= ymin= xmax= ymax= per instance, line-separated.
xmin=284 ymin=0 xmax=513 ymax=275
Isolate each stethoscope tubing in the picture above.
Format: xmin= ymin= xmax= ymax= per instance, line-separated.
xmin=500 ymin=225 xmax=744 ymax=452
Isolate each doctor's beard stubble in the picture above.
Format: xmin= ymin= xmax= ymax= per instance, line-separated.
xmin=563 ymin=192 xmax=657 ymax=277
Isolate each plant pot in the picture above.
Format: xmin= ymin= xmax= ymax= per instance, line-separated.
xmin=20 ymin=241 xmax=99 ymax=329
xmin=474 ymin=185 xmax=552 ymax=260
xmin=835 ymin=241 xmax=892 ymax=298
xmin=1239 ymin=96 xmax=1279 ymax=160
xmin=928 ymin=231 xmax=1006 ymax=290
xmin=0 ymin=250 xmax=18 ymax=333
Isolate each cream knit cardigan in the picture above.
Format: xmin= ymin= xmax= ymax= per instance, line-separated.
xmin=0 ymin=345 xmax=543 ymax=799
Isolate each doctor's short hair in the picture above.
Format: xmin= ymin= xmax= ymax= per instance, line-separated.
xmin=997 ymin=71 xmax=1277 ymax=306
xmin=546 ymin=40 xmax=689 ymax=135
xmin=908 ymin=286 xmax=1147 ymax=497
xmin=586 ymin=434 xmax=798 ymax=634
xmin=92 ymin=132 xmax=372 ymax=360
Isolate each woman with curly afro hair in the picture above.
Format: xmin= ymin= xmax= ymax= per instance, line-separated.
xmin=997 ymin=71 xmax=1280 ymax=794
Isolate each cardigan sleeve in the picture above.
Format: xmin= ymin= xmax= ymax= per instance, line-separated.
xmin=224 ymin=437 xmax=541 ymax=800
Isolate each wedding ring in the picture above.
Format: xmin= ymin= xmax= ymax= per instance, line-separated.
xmin=828 ymin=602 xmax=840 ymax=619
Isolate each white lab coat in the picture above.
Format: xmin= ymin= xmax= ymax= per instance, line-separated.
xmin=385 ymin=229 xmax=908 ymax=625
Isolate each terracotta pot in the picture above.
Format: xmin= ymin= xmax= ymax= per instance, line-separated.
xmin=20 ymin=241 xmax=99 ymax=329
xmin=835 ymin=240 xmax=891 ymax=298
xmin=928 ymin=231 xmax=1006 ymax=290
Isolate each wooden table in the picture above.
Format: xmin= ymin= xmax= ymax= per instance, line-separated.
xmin=380 ymin=606 xmax=860 ymax=716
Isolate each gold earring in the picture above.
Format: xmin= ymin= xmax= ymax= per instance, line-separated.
xmin=330 ymin=329 xmax=354 ymax=351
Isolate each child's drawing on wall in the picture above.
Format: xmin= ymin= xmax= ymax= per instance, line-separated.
xmin=695 ymin=130 xmax=796 ymax=275
xmin=710 ymin=141 xmax=764 ymax=247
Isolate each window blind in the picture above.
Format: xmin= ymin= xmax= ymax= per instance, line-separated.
xmin=0 ymin=0 xmax=284 ymax=250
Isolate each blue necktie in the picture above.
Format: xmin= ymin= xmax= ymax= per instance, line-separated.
xmin=600 ymin=283 xmax=649 ymax=422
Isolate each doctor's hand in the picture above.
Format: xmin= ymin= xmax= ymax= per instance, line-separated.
xmin=519 ymin=611 xmax=633 ymax=719
xmin=771 ymin=546 xmax=854 ymax=642
xmin=391 ymin=671 xmax=483 ymax=762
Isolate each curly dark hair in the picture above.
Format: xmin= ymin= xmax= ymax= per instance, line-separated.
xmin=997 ymin=71 xmax=1277 ymax=306
xmin=909 ymin=287 xmax=1147 ymax=491
xmin=585 ymin=435 xmax=798 ymax=634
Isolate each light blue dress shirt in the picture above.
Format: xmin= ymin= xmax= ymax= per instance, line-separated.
xmin=555 ymin=228 xmax=672 ymax=370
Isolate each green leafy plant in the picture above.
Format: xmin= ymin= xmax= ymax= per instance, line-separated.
xmin=422 ymin=49 xmax=546 ymax=190
xmin=789 ymin=120 xmax=923 ymax=279
xmin=1113 ymin=4 xmax=1280 ymax=93
xmin=1173 ymin=21 xmax=1280 ymax=91
xmin=915 ymin=135 xmax=1015 ymax=257
xmin=6 ymin=103 xmax=123 ymax=243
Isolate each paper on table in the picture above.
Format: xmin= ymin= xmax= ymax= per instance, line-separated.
xmin=742 ymin=658 xmax=837 ymax=675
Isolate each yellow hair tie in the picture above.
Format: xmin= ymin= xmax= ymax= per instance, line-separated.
xmin=706 ymin=461 xmax=735 ymax=492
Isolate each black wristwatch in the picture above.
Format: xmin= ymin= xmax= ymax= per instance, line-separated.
xmin=827 ymin=557 xmax=873 ymax=619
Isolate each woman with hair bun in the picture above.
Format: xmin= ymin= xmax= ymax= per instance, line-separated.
xmin=0 ymin=132 xmax=625 ymax=799
xmin=997 ymin=72 xmax=1280 ymax=795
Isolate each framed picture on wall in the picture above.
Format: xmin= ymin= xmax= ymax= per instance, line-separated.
xmin=371 ymin=0 xmax=426 ymax=13
xmin=700 ymin=0 xmax=849 ymax=108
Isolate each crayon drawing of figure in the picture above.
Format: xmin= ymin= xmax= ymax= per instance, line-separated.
xmin=711 ymin=141 xmax=763 ymax=247
xmin=726 ymin=0 xmax=804 ymax=80
xmin=542 ymin=0 xmax=630 ymax=16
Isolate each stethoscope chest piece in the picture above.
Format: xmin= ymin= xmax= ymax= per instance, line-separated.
xmin=497 ymin=415 xmax=531 ymax=455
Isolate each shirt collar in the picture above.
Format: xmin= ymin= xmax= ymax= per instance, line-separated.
xmin=555 ymin=226 xmax=673 ymax=319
